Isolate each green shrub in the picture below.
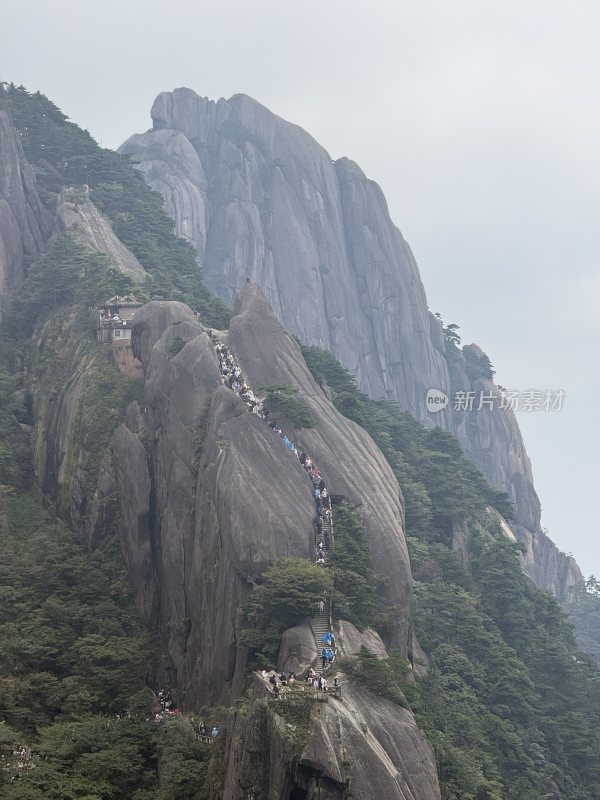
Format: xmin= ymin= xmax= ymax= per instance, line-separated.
xmin=240 ymin=557 xmax=332 ymax=665
xmin=338 ymin=647 xmax=411 ymax=708
xmin=260 ymin=384 xmax=314 ymax=429
xmin=328 ymin=504 xmax=378 ymax=630
xmin=167 ymin=336 xmax=187 ymax=356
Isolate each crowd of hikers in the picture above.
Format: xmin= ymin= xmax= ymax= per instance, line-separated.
xmin=10 ymin=745 xmax=34 ymax=776
xmin=154 ymin=688 xmax=183 ymax=722
xmin=210 ymin=331 xmax=339 ymax=684
xmin=210 ymin=332 xmax=334 ymax=563
xmin=261 ymin=668 xmax=342 ymax=697
xmin=153 ymin=690 xmax=222 ymax=742
xmin=191 ymin=719 xmax=222 ymax=742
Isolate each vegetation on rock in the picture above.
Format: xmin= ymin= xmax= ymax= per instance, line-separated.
xmin=328 ymin=503 xmax=378 ymax=630
xmin=240 ymin=557 xmax=332 ymax=665
xmin=5 ymin=84 xmax=231 ymax=329
xmin=2 ymin=84 xmax=600 ymax=800
xmin=260 ymin=384 xmax=314 ymax=429
xmin=300 ymin=343 xmax=515 ymax=537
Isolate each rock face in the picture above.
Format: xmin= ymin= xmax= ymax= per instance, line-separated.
xmin=223 ymin=674 xmax=441 ymax=800
xmin=227 ymin=283 xmax=414 ymax=660
xmin=0 ymin=85 xmax=52 ymax=318
xmin=56 ymin=186 xmax=148 ymax=283
xmin=32 ymin=286 xmax=411 ymax=706
xmin=120 ymin=88 xmax=581 ymax=598
xmin=31 ymin=312 xmax=98 ymax=528
xmin=119 ymin=88 xmax=449 ymax=419
xmin=25 ymin=284 xmax=439 ymax=797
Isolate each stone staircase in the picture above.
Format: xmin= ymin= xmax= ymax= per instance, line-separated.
xmin=318 ymin=518 xmax=334 ymax=553
xmin=311 ymin=515 xmax=335 ymax=672
xmin=311 ymin=606 xmax=333 ymax=674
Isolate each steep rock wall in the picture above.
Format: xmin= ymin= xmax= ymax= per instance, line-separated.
xmin=227 ymin=284 xmax=413 ymax=654
xmin=120 ymin=88 xmax=581 ymax=598
xmin=446 ymin=343 xmax=582 ymax=591
xmin=0 ymin=84 xmax=52 ymax=317
xmin=223 ymin=674 xmax=441 ymax=800
xmin=31 ymin=286 xmax=411 ymax=707
xmin=119 ymin=88 xmax=449 ymax=420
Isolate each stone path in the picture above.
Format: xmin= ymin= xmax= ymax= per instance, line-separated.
xmin=209 ymin=332 xmax=337 ymax=672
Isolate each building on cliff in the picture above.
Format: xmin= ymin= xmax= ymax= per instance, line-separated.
xmin=93 ymin=294 xmax=144 ymax=379
xmin=93 ymin=294 xmax=143 ymax=342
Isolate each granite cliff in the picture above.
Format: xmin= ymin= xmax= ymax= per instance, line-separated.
xmin=34 ymin=285 xmax=414 ymax=702
xmin=29 ymin=284 xmax=440 ymax=798
xmin=120 ymin=88 xmax=581 ymax=597
xmin=0 ymin=84 xmax=52 ymax=318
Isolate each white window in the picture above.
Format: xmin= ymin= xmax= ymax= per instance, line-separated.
xmin=114 ymin=329 xmax=121 ymax=338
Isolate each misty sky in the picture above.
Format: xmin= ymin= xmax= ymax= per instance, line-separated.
xmin=3 ymin=1 xmax=598 ymax=574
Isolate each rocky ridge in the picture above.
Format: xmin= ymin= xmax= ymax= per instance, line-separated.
xmin=224 ymin=620 xmax=439 ymax=800
xmin=56 ymin=185 xmax=148 ymax=283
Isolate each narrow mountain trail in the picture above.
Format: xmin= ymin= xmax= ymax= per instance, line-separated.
xmin=209 ymin=331 xmax=337 ymax=672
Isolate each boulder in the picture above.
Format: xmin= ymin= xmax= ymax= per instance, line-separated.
xmin=278 ymin=620 xmax=318 ymax=676
xmin=336 ymin=620 xmax=388 ymax=660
